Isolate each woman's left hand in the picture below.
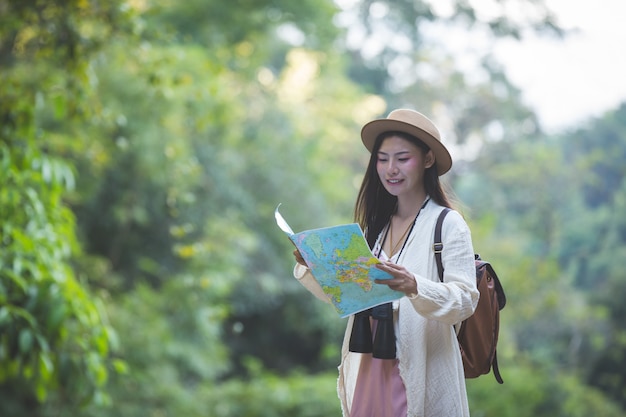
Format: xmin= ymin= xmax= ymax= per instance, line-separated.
xmin=374 ymin=261 xmax=418 ymax=297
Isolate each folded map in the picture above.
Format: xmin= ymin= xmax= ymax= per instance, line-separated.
xmin=275 ymin=205 xmax=403 ymax=317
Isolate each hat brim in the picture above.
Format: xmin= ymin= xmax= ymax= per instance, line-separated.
xmin=361 ymin=119 xmax=452 ymax=175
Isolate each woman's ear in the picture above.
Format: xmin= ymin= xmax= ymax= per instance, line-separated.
xmin=425 ymin=150 xmax=435 ymax=169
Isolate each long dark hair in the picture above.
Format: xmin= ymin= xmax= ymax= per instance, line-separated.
xmin=354 ymin=131 xmax=454 ymax=249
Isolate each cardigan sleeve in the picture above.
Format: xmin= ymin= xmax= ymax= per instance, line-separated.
xmin=293 ymin=263 xmax=332 ymax=303
xmin=409 ymin=210 xmax=479 ymax=325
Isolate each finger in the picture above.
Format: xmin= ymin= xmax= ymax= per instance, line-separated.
xmin=387 ymin=263 xmax=408 ymax=273
xmin=293 ymin=249 xmax=307 ymax=266
xmin=376 ymin=273 xmax=417 ymax=295
xmin=376 ymin=261 xmax=402 ymax=271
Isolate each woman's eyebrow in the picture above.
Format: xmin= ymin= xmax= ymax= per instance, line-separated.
xmin=377 ymin=150 xmax=411 ymax=156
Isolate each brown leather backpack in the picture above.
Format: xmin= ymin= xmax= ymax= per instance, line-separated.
xmin=434 ymin=208 xmax=506 ymax=384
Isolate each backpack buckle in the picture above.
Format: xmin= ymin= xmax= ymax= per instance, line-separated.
xmin=433 ymin=242 xmax=443 ymax=253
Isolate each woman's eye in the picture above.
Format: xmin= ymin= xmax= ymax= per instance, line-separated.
xmin=398 ymin=158 xmax=409 ymax=162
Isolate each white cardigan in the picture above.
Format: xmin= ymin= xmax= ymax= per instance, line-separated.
xmin=294 ymin=200 xmax=479 ymax=417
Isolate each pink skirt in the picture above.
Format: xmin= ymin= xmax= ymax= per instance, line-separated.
xmin=349 ymin=319 xmax=408 ymax=417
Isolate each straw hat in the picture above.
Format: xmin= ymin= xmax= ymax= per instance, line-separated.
xmin=360 ymin=109 xmax=452 ymax=175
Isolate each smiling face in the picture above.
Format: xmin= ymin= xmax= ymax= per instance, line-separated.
xmin=376 ymin=135 xmax=434 ymax=200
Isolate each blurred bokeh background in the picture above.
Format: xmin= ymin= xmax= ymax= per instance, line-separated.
xmin=1 ymin=0 xmax=625 ymax=416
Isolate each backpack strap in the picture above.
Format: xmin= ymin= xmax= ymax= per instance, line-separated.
xmin=434 ymin=208 xmax=451 ymax=282
xmin=493 ymin=351 xmax=504 ymax=384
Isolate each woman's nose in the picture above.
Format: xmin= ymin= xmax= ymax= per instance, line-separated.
xmin=387 ymin=160 xmax=398 ymax=174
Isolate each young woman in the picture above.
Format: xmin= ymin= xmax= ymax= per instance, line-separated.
xmin=293 ymin=109 xmax=479 ymax=417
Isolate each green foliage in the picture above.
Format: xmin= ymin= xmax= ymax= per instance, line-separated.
xmin=144 ymin=0 xmax=339 ymax=50
xmin=68 ymin=281 xmax=230 ymax=417
xmin=0 ymin=0 xmax=134 ymax=412
xmin=458 ymin=103 xmax=626 ymax=413
xmin=204 ymin=370 xmax=341 ymax=417
xmin=0 ymin=143 xmax=113 ymax=408
xmin=71 ymin=36 xmax=359 ymax=376
xmin=467 ymin=364 xmax=623 ymax=417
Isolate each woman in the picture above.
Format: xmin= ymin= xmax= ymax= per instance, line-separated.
xmin=293 ymin=109 xmax=479 ymax=417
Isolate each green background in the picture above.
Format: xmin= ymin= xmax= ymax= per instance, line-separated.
xmin=1 ymin=0 xmax=625 ymax=415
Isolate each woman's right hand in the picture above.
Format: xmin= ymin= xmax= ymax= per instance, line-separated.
xmin=293 ymin=249 xmax=307 ymax=266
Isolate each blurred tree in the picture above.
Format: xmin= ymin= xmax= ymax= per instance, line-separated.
xmin=335 ymin=0 xmax=560 ymax=151
xmin=71 ymin=37 xmax=364 ymax=376
xmin=0 ymin=0 xmax=134 ymax=412
xmin=466 ymin=361 xmax=624 ymax=417
xmin=144 ymin=0 xmax=339 ymax=49
xmin=456 ymin=102 xmax=626 ymax=413
xmin=558 ymin=104 xmax=626 ymax=288
xmin=565 ymin=104 xmax=626 ymax=409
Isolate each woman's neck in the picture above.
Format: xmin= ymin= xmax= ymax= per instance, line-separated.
xmin=395 ymin=192 xmax=428 ymax=220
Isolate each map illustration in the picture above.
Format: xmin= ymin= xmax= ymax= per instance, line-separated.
xmin=275 ymin=205 xmax=404 ymax=317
